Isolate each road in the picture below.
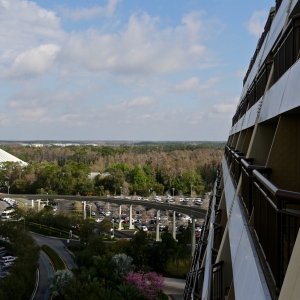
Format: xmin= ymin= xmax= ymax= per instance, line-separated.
xmin=30 ymin=232 xmax=78 ymax=270
xmin=164 ymin=277 xmax=185 ymax=300
xmin=33 ymin=251 xmax=54 ymax=300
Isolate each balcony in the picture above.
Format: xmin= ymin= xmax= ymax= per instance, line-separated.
xmin=225 ymin=148 xmax=300 ymax=292
xmin=183 ymin=171 xmax=224 ymax=300
xmin=252 ymin=170 xmax=300 ymax=292
xmin=241 ymin=158 xmax=271 ymax=218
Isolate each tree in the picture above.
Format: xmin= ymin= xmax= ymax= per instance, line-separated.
xmin=98 ymin=217 xmax=112 ymax=232
xmin=111 ymin=254 xmax=134 ymax=277
xmin=172 ymin=244 xmax=190 ymax=276
xmin=125 ymin=271 xmax=164 ymax=300
xmin=116 ymin=283 xmax=147 ymax=300
xmin=49 ymin=270 xmax=74 ymax=298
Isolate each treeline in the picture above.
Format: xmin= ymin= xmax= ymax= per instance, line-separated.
xmin=0 ymin=145 xmax=223 ymax=196
xmin=0 ymin=222 xmax=39 ymax=300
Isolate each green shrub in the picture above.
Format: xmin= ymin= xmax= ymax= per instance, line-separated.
xmin=41 ymin=244 xmax=67 ymax=271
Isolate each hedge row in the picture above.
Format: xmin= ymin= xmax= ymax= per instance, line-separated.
xmin=41 ymin=244 xmax=67 ymax=271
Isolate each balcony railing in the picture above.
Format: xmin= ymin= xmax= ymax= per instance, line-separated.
xmin=212 ymin=261 xmax=224 ymax=300
xmin=183 ymin=171 xmax=223 ymax=300
xmin=252 ymin=170 xmax=300 ymax=291
xmin=273 ymin=13 xmax=300 ymax=82
xmin=225 ymin=149 xmax=300 ymax=292
xmin=241 ymin=158 xmax=271 ymax=218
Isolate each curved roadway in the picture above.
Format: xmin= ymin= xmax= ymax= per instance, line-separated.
xmin=5 ymin=194 xmax=207 ymax=219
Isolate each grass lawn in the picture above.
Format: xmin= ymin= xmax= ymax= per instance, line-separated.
xmin=164 ymin=258 xmax=191 ymax=279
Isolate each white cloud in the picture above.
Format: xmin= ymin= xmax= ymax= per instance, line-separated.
xmin=0 ymin=0 xmax=230 ymax=141
xmin=0 ymin=0 xmax=63 ymax=64
xmin=211 ymin=97 xmax=239 ymax=117
xmin=57 ymin=11 xmax=219 ymax=76
xmin=244 ymin=10 xmax=268 ymax=37
xmin=4 ymin=44 xmax=60 ymax=78
xmin=128 ymin=96 xmax=155 ymax=107
xmin=107 ymin=96 xmax=156 ymax=111
xmin=63 ymin=0 xmax=121 ymax=20
xmin=236 ymin=68 xmax=247 ymax=78
xmin=174 ymin=77 xmax=219 ymax=92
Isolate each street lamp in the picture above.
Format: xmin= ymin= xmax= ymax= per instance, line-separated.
xmin=191 ymin=184 xmax=193 ymax=197
xmin=111 ymin=221 xmax=114 ymax=237
xmin=172 ymin=187 xmax=175 ymax=198
xmin=5 ymin=182 xmax=10 ymax=194
xmin=120 ymin=186 xmax=123 ymax=197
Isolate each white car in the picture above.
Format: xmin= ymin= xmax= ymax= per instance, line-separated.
xmin=0 ymin=256 xmax=17 ymax=263
xmin=166 ymin=198 xmax=175 ymax=203
xmin=137 ymin=197 xmax=142 ymax=201
xmin=143 ymin=197 xmax=149 ymax=201
xmin=141 ymin=226 xmax=148 ymax=232
xmin=195 ymin=198 xmax=203 ymax=205
xmin=182 ymin=215 xmax=192 ymax=222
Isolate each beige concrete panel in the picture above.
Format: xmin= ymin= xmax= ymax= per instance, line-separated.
xmin=227 ymin=281 xmax=235 ymax=300
xmin=247 ymin=123 xmax=277 ymax=166
xmin=236 ymin=130 xmax=245 ymax=153
xmin=279 ymin=229 xmax=300 ymax=300
xmin=232 ymin=133 xmax=239 ymax=149
xmin=241 ymin=127 xmax=254 ymax=155
xmin=216 ymin=227 xmax=233 ymax=296
xmin=266 ymin=115 xmax=300 ymax=191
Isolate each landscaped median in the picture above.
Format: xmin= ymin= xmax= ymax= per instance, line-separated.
xmin=25 ymin=221 xmax=79 ymax=239
xmin=41 ymin=244 xmax=67 ymax=271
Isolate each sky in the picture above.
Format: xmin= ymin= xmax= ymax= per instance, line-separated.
xmin=0 ymin=0 xmax=275 ymax=141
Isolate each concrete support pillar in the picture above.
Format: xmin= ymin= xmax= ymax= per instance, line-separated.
xmin=156 ymin=209 xmax=160 ymax=242
xmin=172 ymin=210 xmax=176 ymax=240
xmin=37 ymin=199 xmax=41 ymax=212
xmin=82 ymin=201 xmax=86 ymax=219
xmin=129 ymin=204 xmax=134 ymax=229
xmin=118 ymin=205 xmax=123 ymax=230
xmin=191 ymin=218 xmax=196 ymax=256
xmin=31 ymin=199 xmax=34 ymax=207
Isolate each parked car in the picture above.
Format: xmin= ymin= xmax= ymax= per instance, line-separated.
xmin=0 ymin=256 xmax=17 ymax=263
xmin=141 ymin=225 xmax=148 ymax=232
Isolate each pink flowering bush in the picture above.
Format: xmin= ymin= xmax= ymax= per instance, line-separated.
xmin=125 ymin=271 xmax=164 ymax=300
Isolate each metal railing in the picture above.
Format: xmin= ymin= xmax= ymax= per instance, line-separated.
xmin=240 ymin=158 xmax=271 ymax=218
xmin=183 ymin=171 xmax=223 ymax=300
xmin=212 ymin=261 xmax=224 ymax=300
xmin=273 ymin=13 xmax=300 ymax=82
xmin=252 ymin=170 xmax=300 ymax=291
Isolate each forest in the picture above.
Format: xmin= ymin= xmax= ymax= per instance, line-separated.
xmin=0 ymin=143 xmax=224 ymax=196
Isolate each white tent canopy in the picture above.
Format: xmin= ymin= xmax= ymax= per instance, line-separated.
xmin=0 ymin=148 xmax=28 ymax=166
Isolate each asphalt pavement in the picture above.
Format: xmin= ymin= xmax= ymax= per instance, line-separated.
xmin=30 ymin=232 xmax=78 ymax=270
xmin=33 ymin=252 xmax=54 ymax=300
xmin=164 ymin=277 xmax=185 ymax=300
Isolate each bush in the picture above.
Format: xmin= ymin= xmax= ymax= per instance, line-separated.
xmin=41 ymin=244 xmax=66 ymax=271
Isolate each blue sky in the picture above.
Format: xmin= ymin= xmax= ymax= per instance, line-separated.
xmin=0 ymin=0 xmax=274 ymax=141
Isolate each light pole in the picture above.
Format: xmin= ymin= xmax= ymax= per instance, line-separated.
xmin=120 ymin=186 xmax=123 ymax=197
xmin=191 ymin=184 xmax=193 ymax=198
xmin=172 ymin=187 xmax=175 ymax=198
xmin=5 ymin=181 xmax=10 ymax=194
